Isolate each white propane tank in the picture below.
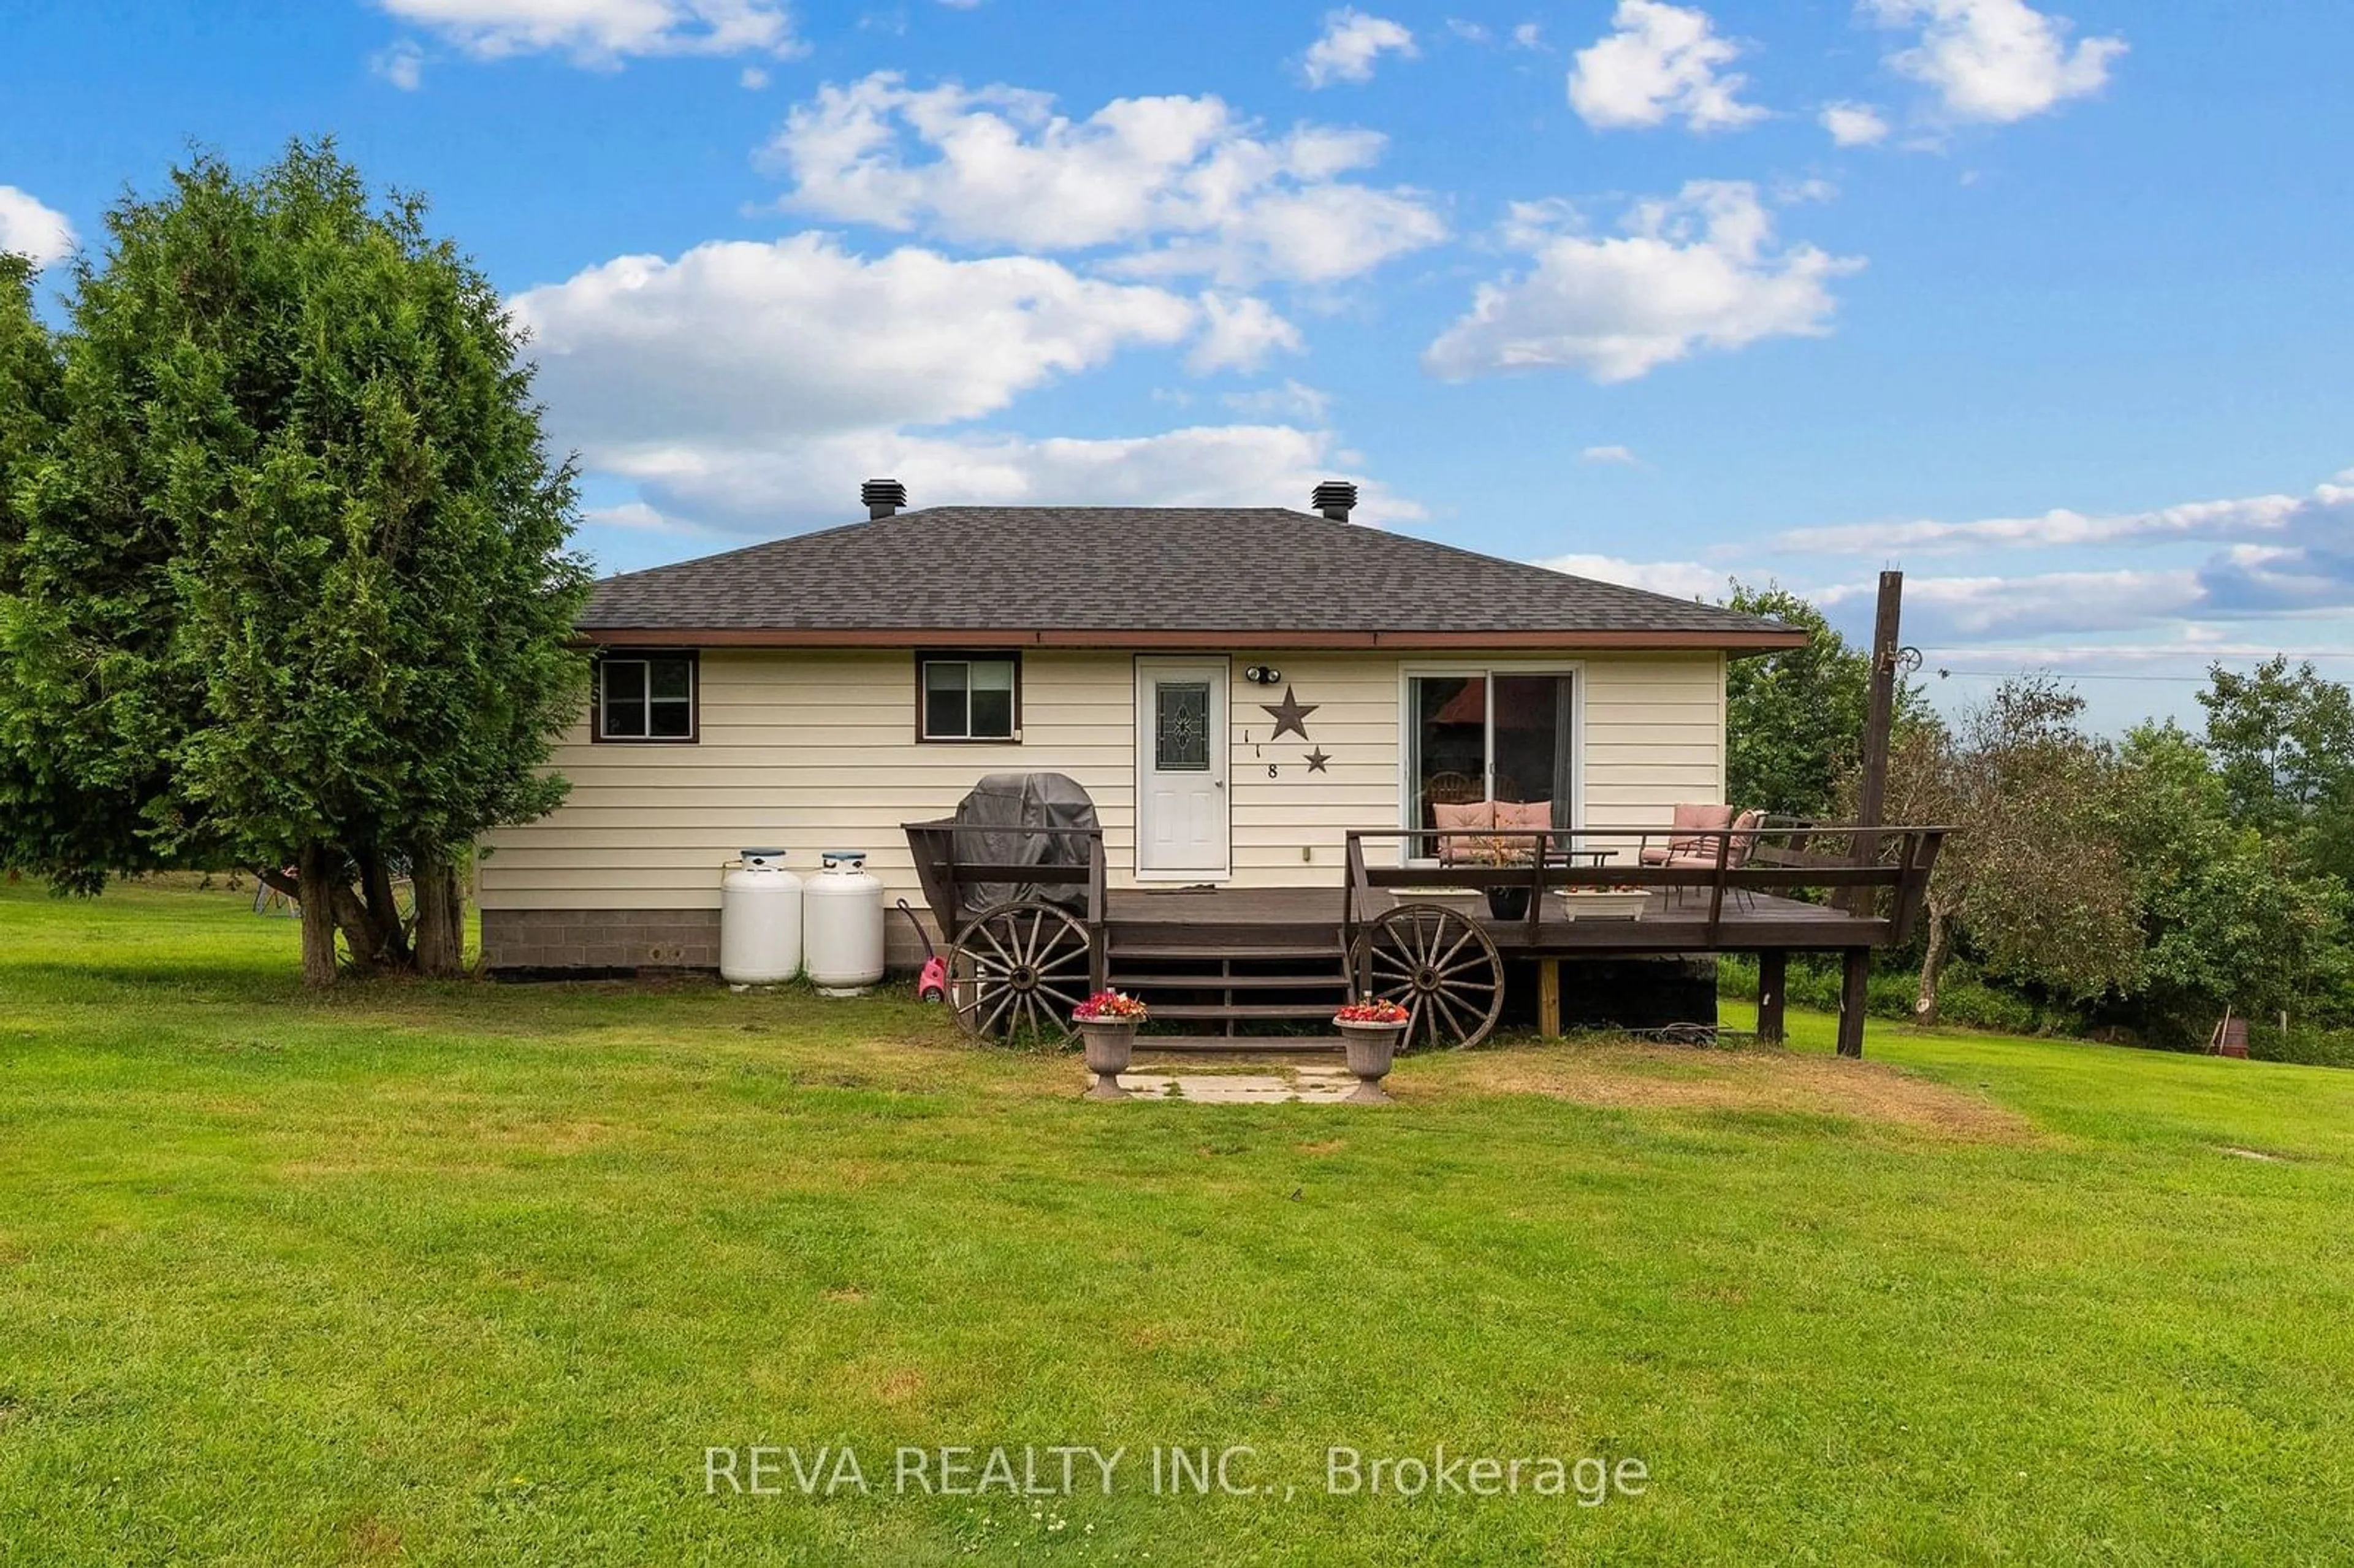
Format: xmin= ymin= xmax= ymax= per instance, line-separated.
xmin=720 ymin=849 xmax=803 ymax=985
xmin=804 ymin=850 xmax=886 ymax=995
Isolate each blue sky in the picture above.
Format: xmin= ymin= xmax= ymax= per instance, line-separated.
xmin=3 ymin=0 xmax=2350 ymax=728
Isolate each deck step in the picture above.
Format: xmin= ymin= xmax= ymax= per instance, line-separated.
xmin=1135 ymin=1034 xmax=1348 ymax=1054
xmin=1108 ymin=943 xmax=1345 ymax=962
xmin=1111 ymin=972 xmax=1346 ymax=991
xmin=1108 ymin=926 xmax=1344 ymax=949
xmin=1141 ymin=1001 xmax=1343 ymax=1021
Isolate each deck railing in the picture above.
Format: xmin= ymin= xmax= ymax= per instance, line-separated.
xmin=1341 ymin=823 xmax=1948 ymax=949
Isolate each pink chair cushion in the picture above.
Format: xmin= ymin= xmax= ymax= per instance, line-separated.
xmin=1494 ymin=800 xmax=1552 ymax=834
xmin=1432 ymin=800 xmax=1496 ymax=863
xmin=1727 ymin=809 xmax=1765 ymax=868
xmin=1667 ymin=802 xmax=1736 ymax=857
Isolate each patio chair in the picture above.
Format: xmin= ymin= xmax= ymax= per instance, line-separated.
xmin=1644 ymin=805 xmax=1763 ymax=907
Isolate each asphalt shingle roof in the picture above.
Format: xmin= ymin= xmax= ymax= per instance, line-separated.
xmin=582 ymin=506 xmax=1792 ymax=641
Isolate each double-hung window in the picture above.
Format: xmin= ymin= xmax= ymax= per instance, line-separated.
xmin=595 ymin=652 xmax=698 ymax=742
xmin=919 ymin=653 xmax=1021 ymax=742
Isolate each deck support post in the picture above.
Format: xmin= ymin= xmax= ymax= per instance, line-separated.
xmin=1837 ymin=948 xmax=1870 ymax=1059
xmin=1756 ymin=950 xmax=1787 ymax=1045
xmin=1538 ymin=959 xmax=1562 ymax=1038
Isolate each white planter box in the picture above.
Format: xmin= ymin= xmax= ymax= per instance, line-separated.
xmin=1558 ymin=889 xmax=1648 ymax=920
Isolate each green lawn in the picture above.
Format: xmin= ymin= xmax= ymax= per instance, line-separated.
xmin=2 ymin=882 xmax=2350 ymax=1566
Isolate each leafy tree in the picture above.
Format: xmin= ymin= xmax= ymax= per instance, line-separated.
xmin=2198 ymin=657 xmax=2354 ymax=831
xmin=1725 ymin=582 xmax=1925 ymax=820
xmin=0 ymin=253 xmax=163 ymax=888
xmin=0 ymin=143 xmax=590 ymax=981
xmin=1884 ymin=675 xmax=2142 ymax=1024
xmin=2198 ymin=657 xmax=2354 ymax=887
xmin=2106 ymin=721 xmax=2348 ymax=1038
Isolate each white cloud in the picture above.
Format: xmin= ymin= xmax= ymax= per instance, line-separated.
xmin=1221 ymin=379 xmax=1332 ymax=421
xmin=1302 ymin=9 xmax=1419 ymax=88
xmin=1773 ymin=481 xmax=2343 ymax=555
xmin=1788 ymin=476 xmax=2354 ymax=639
xmin=581 ymin=499 xmax=724 ymax=537
xmin=373 ymin=39 xmax=427 ymax=89
xmin=1819 ymin=101 xmax=1889 ymax=145
xmin=1445 ymin=19 xmax=1491 ymax=45
xmin=740 ymin=64 xmax=769 ymax=89
xmin=1567 ymin=1 xmax=1767 ymax=132
xmin=764 ymin=73 xmax=1445 ymax=285
xmin=510 ymin=234 xmax=1199 ymax=446
xmin=0 ymin=186 xmax=75 ymax=267
xmin=1523 ymin=473 xmax=2354 ymax=649
xmin=1424 ymin=181 xmax=1863 ymax=382
xmin=511 ymin=232 xmax=1422 ymax=533
xmin=1511 ymin=21 xmax=1544 ymax=49
xmin=1822 ymin=567 xmax=2200 ymax=638
xmin=610 ymin=424 xmax=1423 ymax=531
xmin=1578 ymin=444 xmax=1642 ymax=465
xmin=376 ymin=0 xmax=798 ymax=64
xmin=1863 ymin=0 xmax=2124 ymax=124
xmin=1187 ymin=292 xmax=1304 ymax=374
xmin=1536 ymin=552 xmax=1724 ymax=600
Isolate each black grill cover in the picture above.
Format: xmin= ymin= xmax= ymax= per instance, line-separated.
xmin=951 ymin=773 xmax=1100 ymax=910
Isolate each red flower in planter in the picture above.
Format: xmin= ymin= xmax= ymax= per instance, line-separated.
xmin=1335 ymin=998 xmax=1410 ymax=1024
xmin=1072 ymin=990 xmax=1149 ymax=1022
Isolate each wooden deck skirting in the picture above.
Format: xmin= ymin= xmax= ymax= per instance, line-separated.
xmin=902 ymin=819 xmax=1947 ymax=1057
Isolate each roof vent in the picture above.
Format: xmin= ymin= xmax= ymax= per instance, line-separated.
xmin=862 ymin=479 xmax=907 ymax=520
xmin=1312 ymin=480 xmax=1358 ymax=522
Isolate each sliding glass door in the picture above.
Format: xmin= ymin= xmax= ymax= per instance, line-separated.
xmin=1406 ymin=668 xmax=1576 ymax=850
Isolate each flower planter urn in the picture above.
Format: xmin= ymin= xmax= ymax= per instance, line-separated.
xmin=1484 ymin=886 xmax=1532 ymax=921
xmin=1078 ymin=1019 xmax=1137 ymax=1100
xmin=1335 ymin=1019 xmax=1406 ymax=1104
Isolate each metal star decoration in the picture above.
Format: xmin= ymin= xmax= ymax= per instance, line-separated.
xmin=1260 ymin=685 xmax=1319 ymax=740
xmin=1303 ymin=747 xmax=1332 ymax=773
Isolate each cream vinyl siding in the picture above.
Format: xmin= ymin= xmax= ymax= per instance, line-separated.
xmin=479 ymin=647 xmax=1726 ymax=910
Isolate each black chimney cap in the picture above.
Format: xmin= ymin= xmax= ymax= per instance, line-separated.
xmin=1312 ymin=480 xmax=1358 ymax=521
xmin=862 ymin=479 xmax=908 ymax=519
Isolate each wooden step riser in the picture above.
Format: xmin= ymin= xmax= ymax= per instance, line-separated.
xmin=1108 ymin=924 xmax=1345 ymax=950
xmin=1133 ymin=1035 xmax=1350 ymax=1054
xmin=1141 ymin=1002 xmax=1345 ymax=1021
xmin=1113 ymin=980 xmax=1347 ymax=995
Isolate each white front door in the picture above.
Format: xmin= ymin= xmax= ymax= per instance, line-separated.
xmin=1135 ymin=658 xmax=1230 ymax=878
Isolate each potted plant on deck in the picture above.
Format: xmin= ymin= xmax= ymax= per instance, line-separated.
xmin=1558 ymin=881 xmax=1648 ymax=919
xmin=1462 ymin=827 xmax=1541 ymax=921
xmin=1073 ymin=990 xmax=1149 ymax=1100
xmin=1333 ymin=997 xmax=1411 ymax=1103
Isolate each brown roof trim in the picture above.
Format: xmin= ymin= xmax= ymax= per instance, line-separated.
xmin=579 ymin=625 xmax=1809 ymax=652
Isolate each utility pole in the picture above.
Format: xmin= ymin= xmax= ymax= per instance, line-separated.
xmin=1838 ymin=570 xmax=1903 ymax=1059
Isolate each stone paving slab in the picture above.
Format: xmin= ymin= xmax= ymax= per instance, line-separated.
xmin=1100 ymin=1068 xmax=1373 ymax=1103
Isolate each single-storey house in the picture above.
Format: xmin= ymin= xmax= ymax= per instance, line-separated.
xmin=478 ymin=481 xmax=1806 ymax=975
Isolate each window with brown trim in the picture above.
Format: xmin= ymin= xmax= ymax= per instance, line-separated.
xmin=917 ymin=651 xmax=1022 ymax=742
xmin=594 ymin=651 xmax=699 ymax=742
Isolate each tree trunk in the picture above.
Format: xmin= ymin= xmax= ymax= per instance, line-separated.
xmin=355 ymin=847 xmax=413 ymax=970
xmin=295 ymin=843 xmax=339 ymax=987
xmin=329 ymin=874 xmax=385 ymax=976
xmin=411 ymin=849 xmax=465 ymax=978
xmin=1914 ymin=897 xmax=1954 ymax=1026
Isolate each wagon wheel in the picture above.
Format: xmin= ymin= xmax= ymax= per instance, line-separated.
xmin=947 ymin=900 xmax=1094 ymax=1044
xmin=1347 ymin=902 xmax=1504 ymax=1051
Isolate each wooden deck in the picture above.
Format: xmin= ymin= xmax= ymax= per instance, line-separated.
xmin=1107 ymin=883 xmax=1885 ymax=954
xmin=903 ymin=817 xmax=1948 ymax=1056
